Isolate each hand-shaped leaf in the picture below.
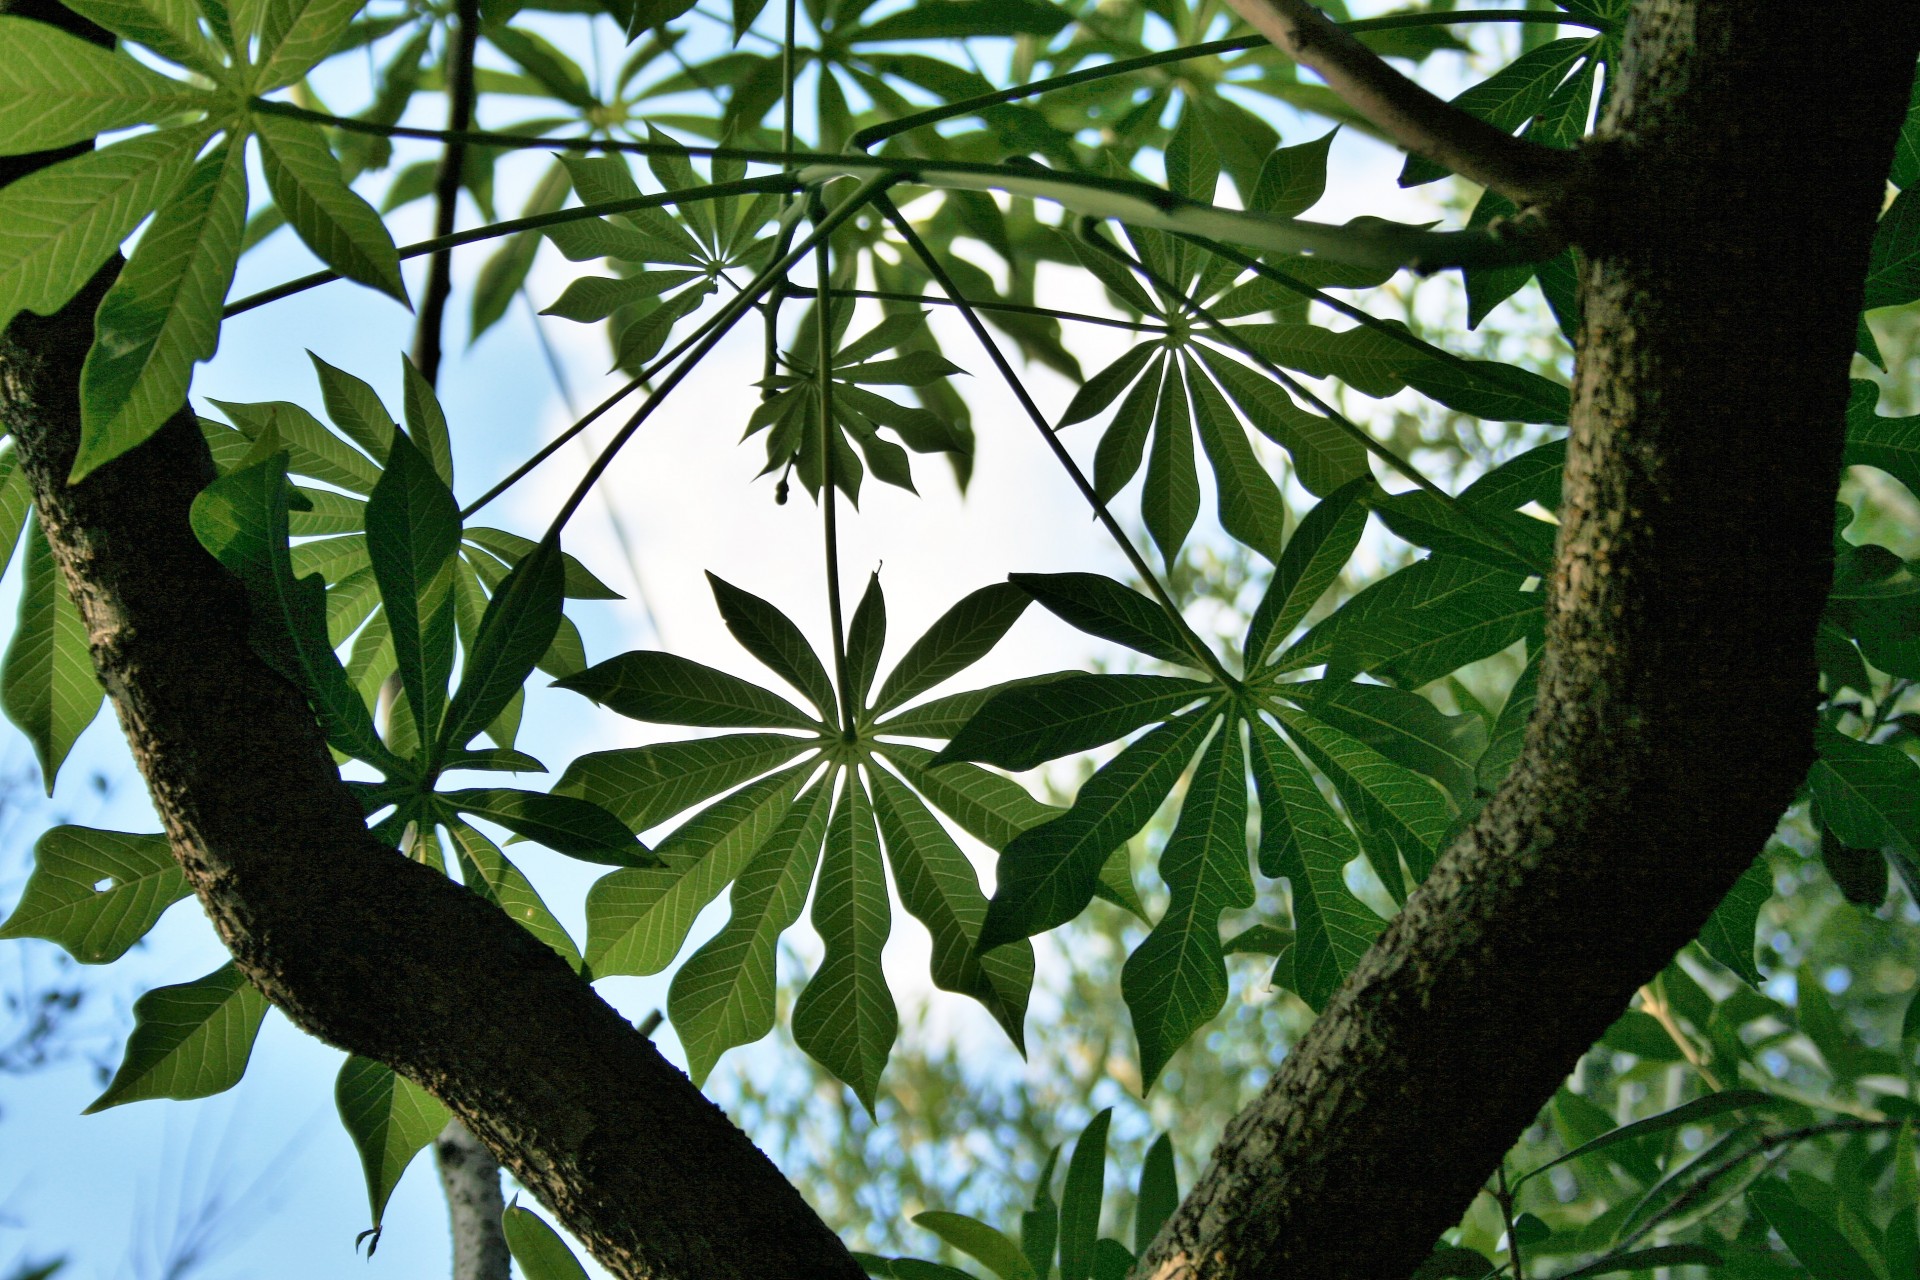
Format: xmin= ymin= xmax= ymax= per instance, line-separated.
xmin=0 ymin=826 xmax=187 ymax=964
xmin=87 ymin=962 xmax=269 ymax=1111
xmin=254 ymin=111 xmax=407 ymax=305
xmin=0 ymin=17 xmax=208 ymax=154
xmin=336 ymin=1055 xmax=449 ymax=1232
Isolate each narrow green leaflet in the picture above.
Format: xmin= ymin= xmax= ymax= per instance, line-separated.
xmin=462 ymin=527 xmax=621 ymax=601
xmin=846 ymin=573 xmax=887 ymax=712
xmin=1122 ymin=719 xmax=1251 ymax=1088
xmin=0 ymin=826 xmax=187 ymax=963
xmin=1010 ymin=572 xmax=1195 ymax=667
xmin=1517 ymin=1091 xmax=1774 ymax=1186
xmin=980 ymin=707 xmax=1218 ymax=950
xmin=1022 ymin=1148 xmax=1061 ymax=1280
xmin=1371 ymin=489 xmax=1553 ymax=575
xmin=501 ymin=1206 xmax=592 ymax=1280
xmin=1477 ymin=650 xmax=1539 ymax=793
xmin=76 ymin=134 xmax=247 ymax=481
xmin=256 ymin=0 xmax=373 ymax=90
xmin=1245 ymin=475 xmax=1371 ymax=666
xmin=707 ymin=573 xmax=839 ymax=720
xmin=1247 ymin=719 xmax=1382 ymax=1011
xmin=870 ymin=766 xmax=1034 ymax=1049
xmin=442 ymin=788 xmax=647 ymax=865
xmin=585 ymin=767 xmax=805 ymax=975
xmin=1194 ymin=345 xmax=1369 ymax=497
xmin=211 ymin=397 xmax=381 ymax=494
xmin=1865 ymin=187 xmax=1920 ymax=313
xmin=881 ymin=744 xmax=1059 ymax=851
xmin=400 ymin=357 xmax=454 ymax=486
xmin=1092 ymin=355 xmax=1164 ymax=503
xmin=1748 ymin=1180 xmax=1881 ymax=1280
xmin=310 ymin=351 xmax=395 ymax=463
xmin=1058 ymin=1108 xmax=1111 ymax=1280
xmin=0 ymin=125 xmax=206 ymax=332
xmin=1697 ymin=855 xmax=1771 ymax=987
xmin=1142 ymin=355 xmax=1200 ymax=562
xmin=1808 ymin=728 xmax=1920 ymax=855
xmin=939 ymin=673 xmax=1214 ymax=772
xmin=0 ymin=448 xmax=30 ymax=585
xmin=1845 ymin=379 xmax=1920 ymax=501
xmin=335 ymin=1055 xmax=450 ymax=1230
xmin=1398 ymin=37 xmax=1595 ymax=186
xmin=792 ymin=775 xmax=897 ymax=1112
xmin=913 ymin=1212 xmax=1035 ymax=1280
xmin=556 ymin=733 xmax=812 ymax=833
xmin=2 ymin=518 xmax=104 ymax=793
xmin=367 ymin=428 xmax=460 ymax=750
xmin=1059 ymin=342 xmax=1160 ymax=428
xmin=0 ymin=17 xmax=206 ymax=154
xmin=1277 ymin=706 xmax=1450 ymax=890
xmin=445 ymin=821 xmax=582 ymax=971
xmin=1287 ymin=680 xmax=1487 ymax=805
xmin=871 ymin=582 xmax=1028 ymax=714
xmin=1134 ymin=1134 xmax=1178 ymax=1255
xmin=87 ymin=962 xmax=270 ymax=1111
xmin=441 ymin=536 xmax=563 ymax=754
xmin=669 ymin=779 xmax=833 ymax=1083
xmin=254 ymin=112 xmax=407 ymax=305
xmin=1186 ymin=355 xmax=1289 ymax=560
xmin=556 ymin=651 xmax=817 ymax=729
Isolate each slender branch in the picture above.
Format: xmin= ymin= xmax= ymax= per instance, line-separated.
xmin=413 ymin=0 xmax=482 ymax=383
xmin=847 ymin=9 xmax=1613 ymax=153
xmin=1636 ymin=983 xmax=1725 ymax=1091
xmin=1223 ymin=0 xmax=1579 ymax=206
xmin=1079 ymin=221 xmax=1549 ymax=576
xmin=225 ymin=176 xmax=799 ymax=317
xmin=1494 ymin=1164 xmax=1525 ymax=1280
xmin=811 ymin=201 xmax=855 ymax=735
xmin=545 ymin=175 xmax=894 ymax=536
xmin=876 ymin=197 xmax=1236 ymax=687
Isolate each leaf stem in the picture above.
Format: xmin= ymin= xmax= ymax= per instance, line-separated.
xmin=543 ymin=174 xmax=894 ymax=538
xmin=810 ymin=204 xmax=856 ymax=737
xmin=224 ymin=176 xmax=801 ymax=317
xmin=412 ymin=0 xmax=481 ymax=385
xmin=1494 ymin=1162 xmax=1526 ymax=1280
xmin=876 ymin=196 xmax=1236 ymax=688
xmin=848 ymin=9 xmax=1612 ymax=152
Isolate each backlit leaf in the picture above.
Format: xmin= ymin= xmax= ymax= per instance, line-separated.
xmin=939 ymin=673 xmax=1215 ymax=772
xmin=0 ymin=17 xmax=205 ymax=154
xmin=335 ymin=1055 xmax=449 ymax=1229
xmin=2 ymin=518 xmax=104 ymax=793
xmin=556 ymin=651 xmax=817 ymax=729
xmin=0 ymin=826 xmax=186 ymax=964
xmin=254 ymin=111 xmax=407 ymax=304
xmin=87 ymin=962 xmax=269 ymax=1111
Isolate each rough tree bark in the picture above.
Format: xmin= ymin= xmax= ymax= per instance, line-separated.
xmin=1140 ymin=4 xmax=1920 ymax=1277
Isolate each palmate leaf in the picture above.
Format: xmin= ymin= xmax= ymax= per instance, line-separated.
xmin=443 ymin=788 xmax=648 ymax=866
xmin=368 ymin=427 xmax=459 ymax=749
xmin=255 ymin=0 xmax=372 ymax=90
xmin=557 ymin=733 xmax=813 ymax=834
xmin=2 ymin=517 xmax=105 ymax=793
xmin=558 ymin=651 xmax=818 ymax=729
xmin=75 ymin=134 xmax=248 ymax=482
xmin=1011 ymin=572 xmax=1196 ymax=668
xmin=1245 ymin=474 xmax=1372 ymax=665
xmin=335 ymin=1055 xmax=449 ymax=1231
xmin=62 ymin=0 xmax=225 ymax=77
xmin=872 ymin=582 xmax=1028 ymax=715
xmin=253 ymin=111 xmax=407 ymax=304
xmin=0 ymin=826 xmax=188 ymax=964
xmin=1275 ymin=705 xmax=1449 ymax=894
xmin=87 ymin=962 xmax=270 ymax=1112
xmin=1286 ymin=679 xmax=1487 ymax=806
xmin=0 ymin=17 xmax=208 ymax=155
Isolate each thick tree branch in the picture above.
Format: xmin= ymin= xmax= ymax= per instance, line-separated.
xmin=1224 ymin=0 xmax=1578 ymax=205
xmin=1137 ymin=4 xmax=1920 ymax=1278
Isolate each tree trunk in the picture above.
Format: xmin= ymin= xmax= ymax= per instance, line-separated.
xmin=1138 ymin=6 xmax=1920 ymax=1278
xmin=0 ymin=9 xmax=863 ymax=1277
xmin=437 ymin=1120 xmax=512 ymax=1280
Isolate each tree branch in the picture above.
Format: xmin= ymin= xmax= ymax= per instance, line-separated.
xmin=1222 ymin=0 xmax=1578 ymax=206
xmin=1135 ymin=4 xmax=1920 ymax=1277
xmin=412 ymin=0 xmax=481 ymax=382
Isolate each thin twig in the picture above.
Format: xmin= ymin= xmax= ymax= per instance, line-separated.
xmin=811 ymin=195 xmax=855 ymax=735
xmin=876 ymin=196 xmax=1236 ymax=687
xmin=1637 ymin=983 xmax=1726 ymax=1091
xmin=1223 ymin=0 xmax=1579 ymax=206
xmin=413 ymin=0 xmax=482 ymax=383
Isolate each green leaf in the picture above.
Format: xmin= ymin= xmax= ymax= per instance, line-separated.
xmin=1865 ymin=187 xmax=1920 ymax=312
xmin=1460 ymin=438 xmax=1566 ymax=514
xmin=501 ymin=1206 xmax=591 ymax=1280
xmin=0 ymin=125 xmax=205 ymax=333
xmin=367 ymin=428 xmax=460 ymax=750
xmin=1552 ymin=1246 xmax=1724 ymax=1280
xmin=0 ymin=826 xmax=187 ymax=963
xmin=585 ymin=766 xmax=806 ymax=975
xmin=1748 ymin=1179 xmax=1880 ymax=1280
xmin=872 ymin=582 xmax=1029 ymax=715
xmin=62 ymin=0 xmax=224 ymax=76
xmin=1286 ymin=680 xmax=1487 ymax=805
xmin=442 ymin=535 xmax=562 ymax=754
xmin=1010 ymin=573 xmax=1195 ymax=667
xmin=1277 ymin=706 xmax=1450 ymax=891
xmin=856 ymin=0 xmax=1068 ymax=40
xmin=445 ymin=821 xmax=582 ymax=971
xmin=912 ymin=1212 xmax=1034 ymax=1280
xmin=1477 ymin=650 xmax=1538 ymax=792
xmin=1245 ymin=475 xmax=1371 ymax=666
xmin=1247 ymin=719 xmax=1382 ymax=1010
xmin=1134 ymin=1134 xmax=1177 ymax=1255
xmin=1517 ymin=1091 xmax=1774 ymax=1187
xmin=793 ymin=774 xmax=897 ymax=1112
xmin=256 ymin=0 xmax=371 ymax=90
xmin=308 ymin=351 xmax=395 ymax=463
xmin=707 ymin=573 xmax=839 ymax=720
xmin=86 ymin=962 xmax=270 ymax=1111
xmin=847 ymin=572 xmax=887 ymax=714
xmin=1281 ymin=556 xmax=1543 ymax=686
xmin=444 ymin=788 xmax=648 ymax=865
xmin=0 ymin=448 xmax=31 ymax=587
xmin=464 ymin=527 xmax=621 ymax=600
xmin=1401 ymin=358 xmax=1569 ymax=426
xmin=75 ymin=135 xmax=247 ymax=482
xmin=556 ymin=733 xmax=813 ymax=834
xmin=938 ymin=673 xmax=1215 ymax=772
xmin=335 ymin=1055 xmax=450 ymax=1229
xmin=399 ymin=356 xmax=454 ymax=485
xmin=853 ymin=1256 xmax=977 ymax=1280
xmin=490 ymin=25 xmax=597 ymax=109
xmin=1398 ymin=38 xmax=1594 ymax=186
xmin=1195 ymin=345 xmax=1368 ymax=498
xmin=1371 ymin=489 xmax=1553 ymax=575
xmin=556 ymin=650 xmax=817 ymax=729
xmin=980 ymin=707 xmax=1217 ymax=950
xmin=669 ymin=779 xmax=833 ymax=1083
xmin=2 ymin=518 xmax=104 ymax=793
xmin=881 ymin=744 xmax=1057 ymax=850
xmin=1186 ymin=356 xmax=1289 ymax=560
xmin=0 ymin=17 xmax=205 ymax=155
xmin=1142 ymin=357 xmax=1199 ymax=563
xmin=540 ymin=270 xmax=706 ymax=322
xmin=870 ymin=766 xmax=1033 ymax=1049
xmin=1022 ymin=1148 xmax=1060 ymax=1280
xmin=1092 ymin=355 xmax=1164 ymax=502
xmin=1058 ymin=1108 xmax=1111 ymax=1280
xmin=1845 ymin=380 xmax=1920 ymax=502
xmin=210 ymin=397 xmax=382 ymax=493
xmin=1698 ymin=856 xmax=1770 ymax=986
xmin=1808 ymin=727 xmax=1920 ymax=855
xmin=1123 ymin=718 xmax=1251 ymax=1088
xmin=254 ymin=112 xmax=407 ymax=305
xmin=1060 ymin=342 xmax=1160 ymax=429
xmin=1250 ymin=130 xmax=1335 ymax=220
